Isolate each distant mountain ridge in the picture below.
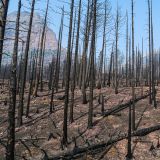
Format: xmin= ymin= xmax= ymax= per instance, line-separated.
xmin=2 ymin=11 xmax=66 ymax=64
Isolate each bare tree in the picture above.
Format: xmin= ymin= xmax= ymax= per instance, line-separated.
xmin=126 ymin=11 xmax=129 ymax=86
xmin=148 ymin=0 xmax=152 ymax=104
xmin=114 ymin=4 xmax=121 ymax=94
xmin=6 ymin=0 xmax=21 ymax=159
xmin=88 ymin=0 xmax=97 ymax=129
xmin=33 ymin=0 xmax=49 ymax=97
xmin=62 ymin=0 xmax=74 ymax=146
xmin=70 ymin=0 xmax=82 ymax=123
xmin=0 ymin=0 xmax=9 ymax=71
xmin=18 ymin=0 xmax=36 ymax=126
xmin=81 ymin=0 xmax=91 ymax=104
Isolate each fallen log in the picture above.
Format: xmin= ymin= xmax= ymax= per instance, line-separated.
xmin=103 ymin=92 xmax=153 ymax=117
xmin=49 ymin=124 xmax=160 ymax=160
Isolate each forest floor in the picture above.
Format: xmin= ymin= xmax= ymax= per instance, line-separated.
xmin=0 ymin=82 xmax=160 ymax=160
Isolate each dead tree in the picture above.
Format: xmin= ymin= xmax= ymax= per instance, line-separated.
xmin=97 ymin=1 xmax=107 ymax=89
xmin=0 ymin=0 xmax=9 ymax=71
xmin=70 ymin=0 xmax=82 ymax=123
xmin=114 ymin=5 xmax=121 ymax=94
xmin=88 ymin=0 xmax=97 ymax=129
xmin=26 ymin=58 xmax=35 ymax=117
xmin=126 ymin=11 xmax=129 ymax=86
xmin=50 ymin=8 xmax=64 ymax=114
xmin=40 ymin=32 xmax=47 ymax=92
xmin=18 ymin=0 xmax=36 ymax=127
xmin=107 ymin=44 xmax=114 ymax=87
xmin=131 ymin=0 xmax=136 ymax=132
xmin=54 ymin=7 xmax=64 ymax=92
xmin=62 ymin=0 xmax=75 ymax=146
xmin=150 ymin=0 xmax=157 ymax=108
xmin=126 ymin=103 xmax=133 ymax=160
xmin=148 ymin=0 xmax=152 ymax=104
xmin=131 ymin=0 xmax=135 ymax=82
xmin=6 ymin=0 xmax=21 ymax=159
xmin=33 ymin=0 xmax=49 ymax=97
xmin=81 ymin=0 xmax=91 ymax=104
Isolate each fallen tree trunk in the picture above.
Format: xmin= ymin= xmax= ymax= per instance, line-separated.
xmin=49 ymin=124 xmax=160 ymax=160
xmin=103 ymin=92 xmax=153 ymax=117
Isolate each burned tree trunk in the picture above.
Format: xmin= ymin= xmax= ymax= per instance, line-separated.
xmin=6 ymin=0 xmax=21 ymax=159
xmin=148 ymin=0 xmax=152 ymax=104
xmin=17 ymin=0 xmax=36 ymax=127
xmin=26 ymin=58 xmax=35 ymax=117
xmin=33 ymin=0 xmax=49 ymax=97
xmin=62 ymin=0 xmax=75 ymax=145
xmin=70 ymin=0 xmax=82 ymax=123
xmin=50 ymin=8 xmax=64 ymax=114
xmin=0 ymin=0 xmax=9 ymax=71
xmin=126 ymin=11 xmax=129 ymax=87
xmin=88 ymin=0 xmax=97 ymax=129
xmin=81 ymin=0 xmax=91 ymax=104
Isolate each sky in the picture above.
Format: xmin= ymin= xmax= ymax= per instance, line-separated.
xmin=7 ymin=0 xmax=160 ymax=60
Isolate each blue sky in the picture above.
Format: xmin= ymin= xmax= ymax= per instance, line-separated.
xmin=8 ymin=0 xmax=160 ymax=59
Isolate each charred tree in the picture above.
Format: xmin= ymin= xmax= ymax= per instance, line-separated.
xmin=17 ymin=0 xmax=36 ymax=127
xmin=0 ymin=0 xmax=9 ymax=71
xmin=33 ymin=0 xmax=49 ymax=97
xmin=70 ymin=0 xmax=82 ymax=123
xmin=62 ymin=0 xmax=75 ymax=145
xmin=6 ymin=0 xmax=21 ymax=159
xmin=88 ymin=0 xmax=97 ymax=129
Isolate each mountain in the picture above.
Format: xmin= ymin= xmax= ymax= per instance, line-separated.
xmin=2 ymin=11 xmax=66 ymax=64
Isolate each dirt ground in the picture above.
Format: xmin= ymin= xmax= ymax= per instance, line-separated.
xmin=0 ymin=82 xmax=160 ymax=160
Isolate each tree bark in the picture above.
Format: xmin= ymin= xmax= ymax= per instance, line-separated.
xmin=18 ymin=0 xmax=36 ymax=127
xmin=62 ymin=0 xmax=75 ymax=145
xmin=0 ymin=0 xmax=9 ymax=71
xmin=6 ymin=0 xmax=21 ymax=159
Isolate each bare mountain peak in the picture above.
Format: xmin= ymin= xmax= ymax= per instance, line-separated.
xmin=4 ymin=11 xmax=58 ymax=53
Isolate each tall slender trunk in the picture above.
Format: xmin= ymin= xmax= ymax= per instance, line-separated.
xmin=55 ymin=7 xmax=64 ymax=92
xmin=33 ymin=0 xmax=49 ymax=97
xmin=108 ymin=45 xmax=114 ymax=87
xmin=0 ymin=0 xmax=9 ymax=71
xmin=6 ymin=1 xmax=21 ymax=159
xmin=126 ymin=103 xmax=133 ymax=160
xmin=148 ymin=0 xmax=152 ymax=104
xmin=26 ymin=58 xmax=35 ymax=117
xmin=115 ymin=5 xmax=119 ymax=94
xmin=70 ymin=0 xmax=82 ymax=123
xmin=17 ymin=0 xmax=36 ymax=127
xmin=150 ymin=0 xmax=157 ymax=108
xmin=62 ymin=0 xmax=74 ymax=146
xmin=126 ymin=11 xmax=129 ymax=86
xmin=40 ymin=32 xmax=47 ymax=92
xmin=97 ymin=2 xmax=107 ymax=89
xmin=81 ymin=0 xmax=91 ymax=104
xmin=131 ymin=0 xmax=135 ymax=131
xmin=88 ymin=0 xmax=97 ymax=129
xmin=49 ymin=8 xmax=64 ymax=113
